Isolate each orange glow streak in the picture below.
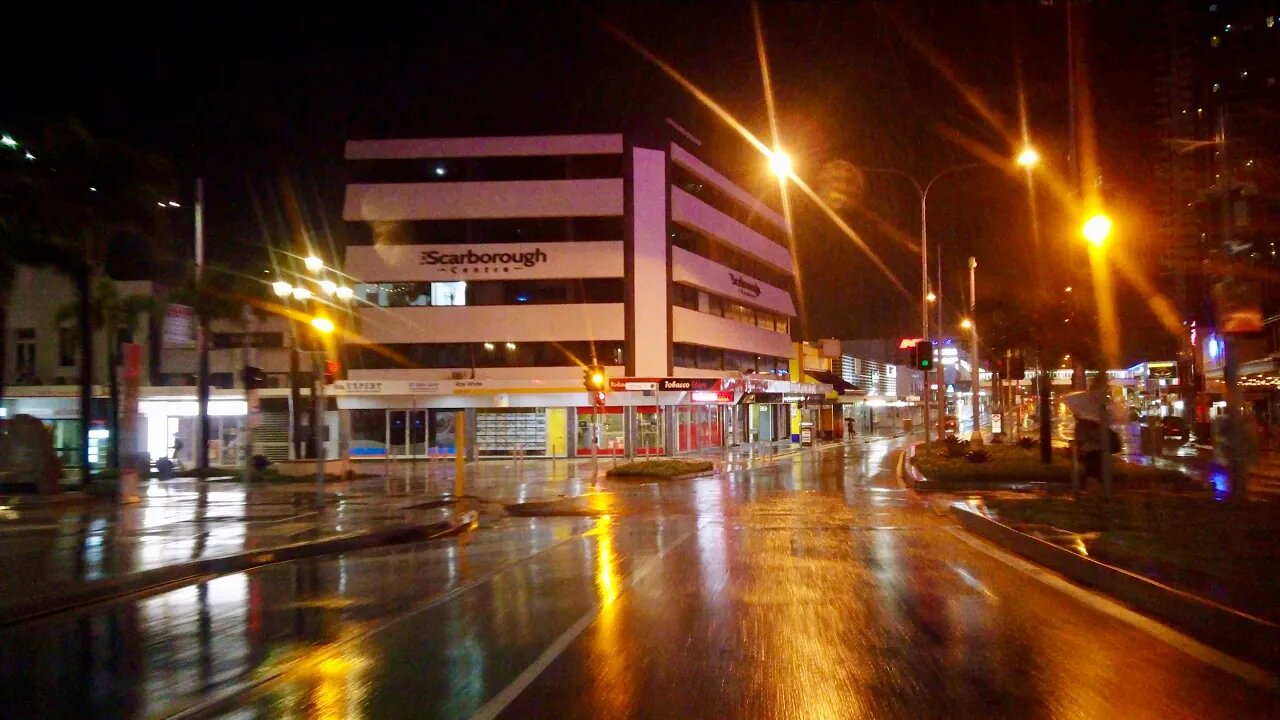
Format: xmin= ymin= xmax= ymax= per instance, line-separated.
xmin=602 ymin=18 xmax=909 ymax=296
xmin=938 ymin=127 xmax=1082 ymax=218
xmin=1106 ymin=252 xmax=1186 ymax=339
xmin=752 ymin=1 xmax=811 ymax=324
xmin=787 ymin=173 xmax=910 ymax=297
xmin=1088 ymin=247 xmax=1121 ymax=369
xmin=878 ymin=3 xmax=1014 ymax=137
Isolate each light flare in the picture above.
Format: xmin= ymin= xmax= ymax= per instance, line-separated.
xmin=603 ymin=15 xmax=909 ymax=296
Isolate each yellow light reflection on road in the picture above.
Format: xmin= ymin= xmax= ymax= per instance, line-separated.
xmin=594 ymin=515 xmax=618 ymax=603
xmin=585 ymin=514 xmax=636 ymax=715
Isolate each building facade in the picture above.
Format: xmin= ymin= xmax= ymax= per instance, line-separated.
xmin=336 ymin=131 xmax=816 ymax=459
xmin=2 ymin=266 xmax=298 ymax=470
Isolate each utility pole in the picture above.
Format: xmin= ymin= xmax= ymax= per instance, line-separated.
xmin=195 ymin=178 xmax=210 ymax=472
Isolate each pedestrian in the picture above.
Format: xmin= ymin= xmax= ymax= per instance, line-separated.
xmin=844 ymin=416 xmax=856 ymax=440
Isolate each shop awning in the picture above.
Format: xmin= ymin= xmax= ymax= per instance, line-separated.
xmin=805 ymin=370 xmax=859 ymax=394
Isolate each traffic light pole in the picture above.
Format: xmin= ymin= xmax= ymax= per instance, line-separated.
xmin=312 ymin=353 xmax=324 ymax=505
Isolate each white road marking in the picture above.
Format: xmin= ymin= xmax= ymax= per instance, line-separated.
xmin=947 ymin=525 xmax=1280 ymax=692
xmin=469 ymin=525 xmax=696 ymax=720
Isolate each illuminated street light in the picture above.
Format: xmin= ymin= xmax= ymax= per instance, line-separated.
xmin=319 ymin=279 xmax=337 ymax=295
xmin=292 ymin=287 xmax=312 ymax=301
xmin=0 ymin=134 xmax=16 ymax=148
xmin=1082 ymin=214 xmax=1113 ymax=248
xmin=926 ymin=291 xmax=937 ymax=303
xmin=1016 ymin=146 xmax=1041 ymax=168
xmin=334 ymin=286 xmax=354 ymax=301
xmin=272 ymin=281 xmax=293 ymax=298
xmin=768 ymin=148 xmax=793 ymax=178
xmin=960 ymin=318 xmax=973 ymax=330
xmin=304 ymin=255 xmax=324 ymax=272
xmin=23 ymin=152 xmax=34 ymax=161
xmin=310 ymin=316 xmax=335 ymax=334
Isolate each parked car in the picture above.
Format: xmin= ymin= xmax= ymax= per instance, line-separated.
xmin=941 ymin=415 xmax=958 ymax=437
xmin=1161 ymin=416 xmax=1189 ymax=442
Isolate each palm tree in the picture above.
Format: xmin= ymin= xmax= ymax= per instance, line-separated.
xmin=0 ymin=121 xmax=174 ymax=483
xmin=56 ymin=278 xmax=160 ymax=470
xmin=169 ymin=265 xmax=258 ymax=470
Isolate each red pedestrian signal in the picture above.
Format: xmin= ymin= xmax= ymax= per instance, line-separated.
xmin=323 ymin=359 xmax=339 ymax=385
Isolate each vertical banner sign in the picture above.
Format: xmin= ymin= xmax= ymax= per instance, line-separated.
xmin=162 ymin=304 xmax=197 ymax=348
xmin=119 ymin=343 xmax=143 ymax=503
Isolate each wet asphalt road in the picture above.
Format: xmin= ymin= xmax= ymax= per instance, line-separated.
xmin=2 ymin=438 xmax=1278 ymax=719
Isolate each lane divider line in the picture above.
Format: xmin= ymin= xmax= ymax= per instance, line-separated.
xmin=469 ymin=526 xmax=697 ymax=720
xmin=946 ymin=525 xmax=1280 ymax=692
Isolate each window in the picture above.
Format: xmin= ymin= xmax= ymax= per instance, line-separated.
xmin=671 ymin=165 xmax=786 ymax=246
xmin=431 ymin=281 xmax=467 ymax=306
xmin=1211 ymin=35 xmax=1221 ymax=47
xmin=58 ymin=326 xmax=76 ymax=367
xmin=347 ymin=341 xmax=624 ymax=370
xmin=569 ymin=216 xmax=626 ymax=241
xmin=1213 ymin=82 xmax=1222 ymax=92
xmin=670 ymin=225 xmax=795 ymax=291
xmin=1268 ymin=16 xmax=1275 ymax=28
xmin=14 ymin=328 xmax=35 ymax=380
xmin=357 ymin=279 xmax=623 ymax=307
xmin=673 ymin=284 xmax=699 ymax=310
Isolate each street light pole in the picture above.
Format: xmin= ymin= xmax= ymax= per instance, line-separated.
xmin=919 ymin=182 xmax=931 ymax=450
xmin=195 ymin=178 xmax=210 ymax=472
xmin=969 ymin=257 xmax=982 ymax=445
xmin=857 ymin=163 xmax=989 ymax=450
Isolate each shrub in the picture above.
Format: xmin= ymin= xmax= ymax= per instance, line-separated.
xmin=944 ymin=438 xmax=970 ymax=458
xmin=965 ymin=448 xmax=991 ymax=463
xmin=1016 ymin=436 xmax=1036 ymax=449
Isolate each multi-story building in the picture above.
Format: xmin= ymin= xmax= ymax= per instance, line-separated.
xmin=2 ymin=266 xmax=296 ymax=469
xmin=1156 ymin=0 xmax=1280 ymax=315
xmin=1154 ymin=1 xmax=1280 ymax=429
xmin=336 ymin=129 xmax=819 ymax=459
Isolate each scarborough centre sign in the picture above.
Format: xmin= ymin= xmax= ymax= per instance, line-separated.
xmin=346 ymin=241 xmax=624 ymax=282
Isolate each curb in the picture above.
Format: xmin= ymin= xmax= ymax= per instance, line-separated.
xmin=0 ymin=511 xmax=477 ymax=628
xmin=949 ymin=505 xmax=1280 ymax=670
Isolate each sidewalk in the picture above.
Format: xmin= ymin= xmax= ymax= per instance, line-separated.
xmin=0 ymin=476 xmax=472 ymax=624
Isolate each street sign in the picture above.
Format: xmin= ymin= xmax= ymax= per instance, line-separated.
xmin=608 ymin=378 xmax=659 ymax=391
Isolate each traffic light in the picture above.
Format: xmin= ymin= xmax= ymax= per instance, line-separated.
xmin=991 ymin=357 xmax=1008 ymax=376
xmin=242 ymin=366 xmax=268 ymax=390
xmin=913 ymin=340 xmax=934 ymax=370
xmin=1009 ymin=354 xmax=1026 ymax=379
xmin=323 ymin=359 xmax=339 ymax=385
xmin=584 ymin=365 xmax=607 ymax=408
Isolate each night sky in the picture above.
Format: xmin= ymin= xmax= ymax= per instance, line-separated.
xmin=3 ymin=1 xmax=1174 ymax=362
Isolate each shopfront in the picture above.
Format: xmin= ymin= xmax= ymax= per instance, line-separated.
xmin=351 ymin=406 xmax=570 ymax=459
xmin=675 ymin=404 xmax=725 ymax=452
